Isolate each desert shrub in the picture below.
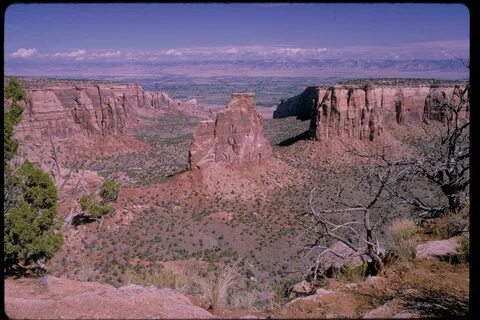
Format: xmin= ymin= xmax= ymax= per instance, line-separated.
xmin=4 ymin=161 xmax=64 ymax=275
xmin=77 ymin=179 xmax=120 ymax=221
xmin=458 ymin=235 xmax=469 ymax=264
xmin=89 ymin=203 xmax=115 ymax=219
xmin=434 ymin=203 xmax=469 ymax=239
xmin=387 ymin=218 xmax=418 ymax=263
xmin=230 ymin=288 xmax=260 ymax=310
xmin=79 ymin=194 xmax=115 ymax=219
xmin=4 ymin=78 xmax=25 ymax=165
xmin=337 ymin=263 xmax=368 ymax=282
xmin=99 ymin=179 xmax=120 ymax=202
xmin=125 ymin=264 xmax=183 ymax=289
xmin=201 ymin=264 xmax=237 ymax=310
xmin=4 ymin=77 xmax=25 ymax=101
xmin=79 ymin=194 xmax=96 ymax=211
xmin=266 ymin=284 xmax=288 ymax=309
xmin=149 ymin=270 xmax=181 ymax=289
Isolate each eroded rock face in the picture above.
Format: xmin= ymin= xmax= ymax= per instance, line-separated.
xmin=310 ymin=85 xmax=383 ymax=141
xmin=188 ymin=93 xmax=272 ymax=170
xmin=274 ymin=81 xmax=468 ymax=139
xmin=422 ymin=85 xmax=469 ymax=123
xmin=273 ymin=86 xmax=326 ymax=120
xmin=14 ymin=83 xmax=208 ymax=142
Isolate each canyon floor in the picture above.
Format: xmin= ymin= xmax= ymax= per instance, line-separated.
xmin=5 ymin=83 xmax=469 ymax=318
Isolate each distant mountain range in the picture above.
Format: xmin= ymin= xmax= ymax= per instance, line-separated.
xmin=5 ymin=58 xmax=469 ymax=79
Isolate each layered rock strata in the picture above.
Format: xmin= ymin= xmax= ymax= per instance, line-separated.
xmin=309 ymin=84 xmax=383 ymax=141
xmin=13 ymin=83 xmax=209 ymax=142
xmin=274 ymin=81 xmax=468 ymax=141
xmin=188 ymin=93 xmax=272 ymax=169
xmin=423 ymin=85 xmax=469 ymax=123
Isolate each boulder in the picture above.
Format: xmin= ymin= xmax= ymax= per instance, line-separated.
xmin=288 ymin=280 xmax=315 ymax=299
xmin=321 ymin=241 xmax=364 ymax=274
xmin=415 ymin=237 xmax=460 ymax=260
xmin=5 ymin=276 xmax=213 ymax=319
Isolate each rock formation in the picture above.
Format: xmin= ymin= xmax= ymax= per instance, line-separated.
xmin=13 ymin=81 xmax=209 ymax=142
xmin=7 ymin=78 xmax=211 ymax=194
xmin=273 ymin=86 xmax=326 ymax=120
xmin=188 ymin=93 xmax=272 ymax=170
xmin=309 ymin=84 xmax=383 ymax=141
xmin=422 ymin=85 xmax=469 ymax=123
xmin=274 ymin=80 xmax=468 ymax=142
xmin=5 ymin=276 xmax=213 ymax=319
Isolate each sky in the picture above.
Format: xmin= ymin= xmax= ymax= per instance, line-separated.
xmin=4 ymin=3 xmax=470 ymax=77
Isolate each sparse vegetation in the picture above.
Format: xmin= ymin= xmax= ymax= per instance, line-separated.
xmin=4 ymin=161 xmax=64 ymax=275
xmin=75 ymin=178 xmax=120 ymax=223
xmin=8 ymin=75 xmax=465 ymax=318
xmin=4 ymin=79 xmax=63 ymax=276
xmin=4 ymin=77 xmax=25 ymax=166
xmin=387 ymin=218 xmax=418 ymax=263
xmin=201 ymin=264 xmax=237 ymax=310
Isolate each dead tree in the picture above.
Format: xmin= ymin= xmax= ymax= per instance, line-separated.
xmin=348 ymin=84 xmax=469 ymax=218
xmin=301 ymin=166 xmax=396 ymax=279
xmin=417 ymin=85 xmax=470 ymax=214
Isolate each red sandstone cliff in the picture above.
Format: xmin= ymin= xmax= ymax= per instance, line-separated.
xmin=14 ymin=83 xmax=209 ymax=142
xmin=188 ymin=93 xmax=272 ymax=170
xmin=274 ymin=81 xmax=468 ymax=142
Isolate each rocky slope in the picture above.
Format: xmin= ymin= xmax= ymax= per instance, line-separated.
xmin=5 ymin=276 xmax=213 ymax=319
xmin=5 ymin=78 xmax=211 ymax=197
xmin=188 ymin=93 xmax=272 ymax=170
xmin=274 ymin=80 xmax=468 ymax=141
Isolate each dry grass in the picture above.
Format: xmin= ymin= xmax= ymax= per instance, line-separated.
xmin=200 ymin=264 xmax=237 ymax=310
xmin=230 ymin=289 xmax=260 ymax=310
xmin=434 ymin=203 xmax=469 ymax=239
xmin=125 ymin=264 xmax=184 ymax=289
xmin=387 ymin=218 xmax=418 ymax=263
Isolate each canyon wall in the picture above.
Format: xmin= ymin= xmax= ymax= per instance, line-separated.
xmin=309 ymin=84 xmax=384 ymax=141
xmin=13 ymin=82 xmax=209 ymax=142
xmin=188 ymin=93 xmax=272 ymax=170
xmin=274 ymin=81 xmax=468 ymax=141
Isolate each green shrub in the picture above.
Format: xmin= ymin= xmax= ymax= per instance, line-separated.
xmin=100 ymin=179 xmax=120 ymax=202
xmin=4 ymin=102 xmax=24 ymax=165
xmin=78 ymin=179 xmax=120 ymax=221
xmin=4 ymin=77 xmax=25 ymax=101
xmin=89 ymin=203 xmax=115 ymax=219
xmin=79 ymin=194 xmax=95 ymax=211
xmin=337 ymin=263 xmax=368 ymax=282
xmin=4 ymin=161 xmax=64 ymax=275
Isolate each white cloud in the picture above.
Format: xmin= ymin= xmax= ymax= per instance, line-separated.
xmin=11 ymin=48 xmax=37 ymax=58
xmin=54 ymin=49 xmax=87 ymax=60
xmin=273 ymin=47 xmax=301 ymax=55
xmin=117 ymin=46 xmax=329 ymax=61
xmin=93 ymin=50 xmax=122 ymax=58
xmin=164 ymin=49 xmax=183 ymax=56
xmin=226 ymin=48 xmax=238 ymax=54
